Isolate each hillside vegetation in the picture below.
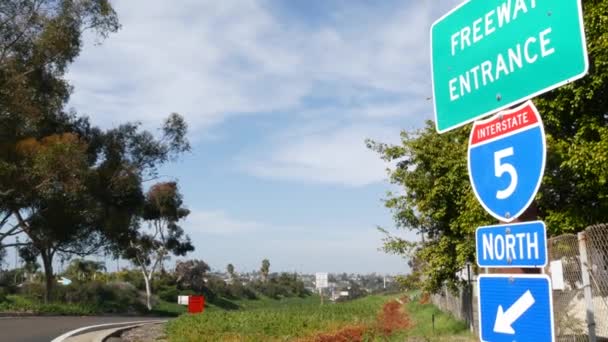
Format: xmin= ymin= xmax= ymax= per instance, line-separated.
xmin=166 ymin=294 xmax=473 ymax=341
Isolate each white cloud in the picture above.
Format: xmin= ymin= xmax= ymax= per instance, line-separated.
xmin=67 ymin=0 xmax=458 ymax=186
xmin=68 ymin=0 xmax=309 ymax=132
xmin=67 ymin=1 xmax=441 ymax=130
xmin=243 ymin=124 xmax=399 ymax=187
xmin=184 ymin=210 xmax=266 ymax=236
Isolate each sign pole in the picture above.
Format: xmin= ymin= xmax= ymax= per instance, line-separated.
xmin=467 ymin=102 xmax=554 ymax=341
xmin=319 ymin=288 xmax=324 ymax=305
xmin=483 ymin=102 xmax=541 ymax=275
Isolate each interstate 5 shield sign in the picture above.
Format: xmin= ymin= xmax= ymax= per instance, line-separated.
xmin=468 ymin=101 xmax=546 ymax=222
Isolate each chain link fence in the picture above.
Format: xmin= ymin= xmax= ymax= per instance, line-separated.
xmin=547 ymin=234 xmax=587 ymax=341
xmin=581 ymin=224 xmax=608 ymax=340
xmin=430 ymin=281 xmax=477 ymax=334
xmin=430 ymin=223 xmax=608 ymax=341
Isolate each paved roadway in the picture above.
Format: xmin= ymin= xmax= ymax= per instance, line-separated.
xmin=0 ymin=316 xmax=159 ymax=342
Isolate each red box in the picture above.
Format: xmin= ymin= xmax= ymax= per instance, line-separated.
xmin=188 ymin=295 xmax=205 ymax=313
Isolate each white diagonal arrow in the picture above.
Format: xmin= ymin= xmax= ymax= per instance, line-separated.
xmin=493 ymin=290 xmax=535 ymax=334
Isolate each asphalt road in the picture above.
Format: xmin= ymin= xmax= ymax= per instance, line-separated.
xmin=0 ymin=316 xmax=159 ymax=342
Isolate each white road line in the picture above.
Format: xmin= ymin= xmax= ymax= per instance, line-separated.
xmin=50 ymin=320 xmax=167 ymax=342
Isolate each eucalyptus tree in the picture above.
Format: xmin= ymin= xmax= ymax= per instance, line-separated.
xmin=124 ymin=182 xmax=194 ymax=310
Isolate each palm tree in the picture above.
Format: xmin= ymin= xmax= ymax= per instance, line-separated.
xmin=65 ymin=259 xmax=106 ymax=281
xmin=260 ymin=259 xmax=270 ymax=282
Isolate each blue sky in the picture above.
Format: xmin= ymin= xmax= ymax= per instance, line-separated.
xmin=64 ymin=0 xmax=461 ymax=274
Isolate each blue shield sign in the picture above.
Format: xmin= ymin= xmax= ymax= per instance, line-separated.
xmin=476 ymin=221 xmax=547 ymax=268
xmin=478 ymin=274 xmax=555 ymax=342
xmin=468 ymin=101 xmax=546 ymax=222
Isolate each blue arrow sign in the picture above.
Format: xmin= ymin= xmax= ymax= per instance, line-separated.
xmin=478 ymin=274 xmax=555 ymax=342
xmin=476 ymin=221 xmax=547 ymax=268
xmin=468 ymin=101 xmax=546 ymax=222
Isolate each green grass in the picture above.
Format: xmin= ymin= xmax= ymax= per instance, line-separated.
xmin=0 ymin=295 xmax=184 ymax=316
xmin=0 ymin=295 xmax=97 ymax=315
xmin=388 ymin=299 xmax=474 ymax=341
xmin=166 ymin=295 xmax=389 ymax=341
xmin=166 ymin=294 xmax=474 ymax=342
xmin=150 ymin=299 xmax=188 ymax=317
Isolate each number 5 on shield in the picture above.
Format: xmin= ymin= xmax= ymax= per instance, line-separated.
xmin=494 ymin=147 xmax=517 ymax=199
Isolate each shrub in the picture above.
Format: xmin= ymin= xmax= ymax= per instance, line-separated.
xmin=53 ymin=281 xmax=145 ymax=313
xmin=228 ymin=282 xmax=257 ymax=300
xmin=158 ymin=285 xmax=196 ymax=303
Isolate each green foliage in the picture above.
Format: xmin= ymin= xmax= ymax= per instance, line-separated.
xmin=203 ymin=275 xmax=231 ymax=300
xmin=157 ymin=285 xmax=190 ymax=303
xmin=150 ymin=299 xmax=187 ymax=317
xmin=532 ymin=0 xmax=608 ymax=234
xmin=369 ymin=0 xmax=608 ymax=292
xmin=260 ymin=259 xmax=270 ymax=282
xmin=227 ymin=282 xmax=258 ymax=300
xmin=175 ymin=259 xmax=209 ymax=293
xmin=0 ymin=295 xmax=97 ymax=315
xmin=167 ymin=295 xmax=472 ymax=342
xmin=368 ymin=125 xmax=492 ymax=292
xmin=0 ymin=0 xmax=191 ymax=305
xmin=63 ymin=259 xmax=105 ymax=282
xmin=113 ymin=269 xmax=146 ymax=290
xmin=226 ymin=263 xmax=235 ymax=279
xmin=15 ymin=280 xmax=145 ymax=313
xmin=0 ymin=0 xmax=121 ymax=303
xmin=124 ymin=181 xmax=194 ymax=311
xmin=166 ymin=295 xmax=388 ymax=341
xmin=251 ymin=273 xmax=310 ymax=299
xmin=402 ymin=300 xmax=470 ymax=338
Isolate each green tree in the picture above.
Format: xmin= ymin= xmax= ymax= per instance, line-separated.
xmin=368 ymin=0 xmax=608 ymax=292
xmin=0 ymin=0 xmax=119 ymax=135
xmin=1 ymin=110 xmax=190 ymax=302
xmin=260 ymin=259 xmax=270 ymax=282
xmin=7 ymin=131 xmax=109 ymax=300
xmin=368 ymin=124 xmax=492 ymax=292
xmin=0 ymin=0 xmax=119 ymax=302
xmin=125 ymin=182 xmax=194 ymax=310
xmin=18 ymin=244 xmax=41 ymax=282
xmin=226 ymin=263 xmax=235 ymax=280
xmin=175 ymin=259 xmax=210 ymax=293
xmin=532 ymin=0 xmax=608 ymax=233
xmin=64 ymin=259 xmax=106 ymax=281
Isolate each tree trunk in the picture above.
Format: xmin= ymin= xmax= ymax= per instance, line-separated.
xmin=142 ymin=271 xmax=152 ymax=311
xmin=40 ymin=251 xmax=54 ymax=304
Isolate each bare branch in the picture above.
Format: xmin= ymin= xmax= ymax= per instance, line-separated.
xmin=12 ymin=209 xmax=30 ymax=231
xmin=2 ymin=242 xmax=31 ymax=248
xmin=0 ymin=212 xmax=11 ymax=227
xmin=0 ymin=224 xmax=24 ymax=240
xmin=55 ymin=243 xmax=102 ymax=257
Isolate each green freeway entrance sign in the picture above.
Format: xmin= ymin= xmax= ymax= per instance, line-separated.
xmin=430 ymin=0 xmax=588 ymax=133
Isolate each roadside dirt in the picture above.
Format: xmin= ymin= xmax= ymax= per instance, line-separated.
xmin=310 ymin=325 xmax=367 ymax=342
xmin=304 ymin=298 xmax=412 ymax=342
xmin=419 ymin=293 xmax=430 ymax=304
xmin=376 ymin=299 xmax=411 ymax=336
xmin=119 ymin=323 xmax=167 ymax=342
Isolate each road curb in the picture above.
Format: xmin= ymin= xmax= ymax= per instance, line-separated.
xmin=74 ymin=322 xmax=165 ymax=342
xmin=51 ymin=320 xmax=167 ymax=342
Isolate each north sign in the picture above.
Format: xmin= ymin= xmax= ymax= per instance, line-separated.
xmin=468 ymin=101 xmax=545 ymax=222
xmin=476 ymin=221 xmax=547 ymax=268
xmin=431 ymin=0 xmax=588 ymax=133
xmin=478 ymin=274 xmax=554 ymax=342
